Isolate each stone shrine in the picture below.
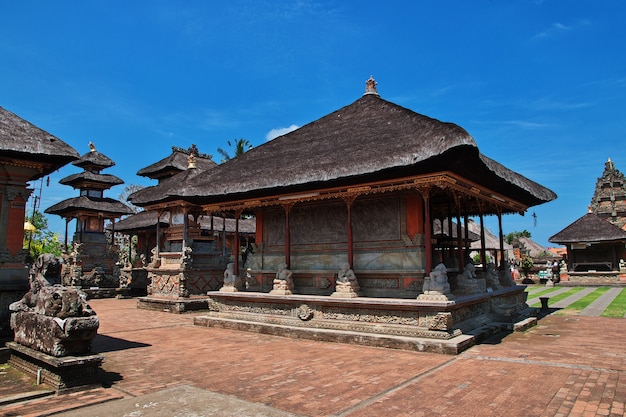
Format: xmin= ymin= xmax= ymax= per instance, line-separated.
xmin=46 ymin=142 xmax=133 ymax=296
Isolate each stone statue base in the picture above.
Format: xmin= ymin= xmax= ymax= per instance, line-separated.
xmin=417 ymin=292 xmax=456 ymax=302
xmin=10 ymin=311 xmax=99 ymax=357
xmin=455 ymin=278 xmax=486 ymax=295
xmin=219 ymin=284 xmax=239 ymax=292
xmin=331 ymin=282 xmax=360 ymax=298
xmin=8 ymin=341 xmax=103 ymax=392
xmin=269 ymin=279 xmax=294 ymax=295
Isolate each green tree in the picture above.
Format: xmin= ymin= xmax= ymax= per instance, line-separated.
xmin=23 ymin=210 xmax=64 ymax=260
xmin=520 ymin=256 xmax=534 ymax=278
xmin=505 ymin=230 xmax=532 ymax=245
xmin=217 ymin=139 xmax=252 ymax=163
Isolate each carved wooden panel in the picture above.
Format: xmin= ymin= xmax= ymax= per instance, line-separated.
xmin=352 ymin=195 xmax=401 ymax=242
xmin=291 ymin=202 xmax=347 ymax=244
xmin=265 ymin=209 xmax=285 ymax=245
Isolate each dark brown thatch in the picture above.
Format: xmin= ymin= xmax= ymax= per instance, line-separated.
xmin=72 ymin=149 xmax=115 ymax=169
xmin=112 ymin=210 xmax=255 ymax=235
xmin=130 ymin=93 xmax=556 ymax=209
xmin=549 ymin=213 xmax=626 ymax=244
xmin=137 ymin=148 xmax=216 ymax=180
xmin=0 ymin=106 xmax=79 ymax=178
xmin=59 ymin=171 xmax=124 ymax=188
xmin=432 ymin=219 xmax=480 ymax=242
xmin=45 ymin=196 xmax=134 ymax=218
xmin=111 ymin=211 xmax=168 ymax=232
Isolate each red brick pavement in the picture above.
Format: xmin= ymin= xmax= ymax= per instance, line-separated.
xmin=1 ymin=298 xmax=625 ymax=417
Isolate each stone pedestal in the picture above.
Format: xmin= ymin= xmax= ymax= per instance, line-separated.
xmin=269 ymin=279 xmax=294 ymax=295
xmin=8 ymin=342 xmax=103 ymax=392
xmin=331 ymin=281 xmax=360 ymax=298
xmin=10 ymin=311 xmax=99 ymax=357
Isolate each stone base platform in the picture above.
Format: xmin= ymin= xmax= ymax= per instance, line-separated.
xmin=194 ymin=286 xmax=531 ymax=355
xmin=7 ymin=342 xmax=103 ymax=393
xmin=136 ymin=295 xmax=210 ymax=313
xmin=82 ymin=288 xmax=118 ymax=299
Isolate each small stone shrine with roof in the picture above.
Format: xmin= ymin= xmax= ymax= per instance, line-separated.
xmin=46 ymin=142 xmax=133 ymax=296
xmin=114 ymin=145 xmax=254 ymax=297
xmin=550 ymin=158 xmax=626 ymax=283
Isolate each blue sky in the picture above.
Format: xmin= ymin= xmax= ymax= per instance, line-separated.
xmin=2 ymin=1 xmax=625 ymax=247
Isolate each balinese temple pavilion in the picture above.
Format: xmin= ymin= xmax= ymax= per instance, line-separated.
xmin=114 ymin=145 xmax=255 ymax=296
xmin=549 ymin=158 xmax=626 ymax=284
xmin=46 ymin=143 xmax=133 ymax=294
xmin=130 ymin=78 xmax=556 ymax=353
xmin=0 ymin=106 xmax=79 ymax=334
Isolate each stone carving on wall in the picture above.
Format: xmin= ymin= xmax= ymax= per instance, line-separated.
xmin=9 ymin=254 xmax=99 ymax=357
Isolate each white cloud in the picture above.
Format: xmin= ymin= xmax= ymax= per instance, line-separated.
xmin=534 ymin=22 xmax=571 ymax=39
xmin=265 ymin=124 xmax=299 ymax=141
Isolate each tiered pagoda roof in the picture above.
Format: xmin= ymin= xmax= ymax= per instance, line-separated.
xmin=46 ymin=143 xmax=133 ymax=219
xmin=137 ymin=144 xmax=216 ymax=182
xmin=588 ymin=158 xmax=626 ymax=229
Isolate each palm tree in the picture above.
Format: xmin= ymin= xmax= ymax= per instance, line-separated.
xmin=217 ymin=139 xmax=252 ymax=163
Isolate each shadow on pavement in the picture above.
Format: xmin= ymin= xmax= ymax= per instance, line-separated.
xmin=93 ymin=334 xmax=151 ymax=353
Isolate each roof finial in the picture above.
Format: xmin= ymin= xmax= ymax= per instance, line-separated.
xmin=89 ymin=141 xmax=96 ymax=152
xmin=364 ymin=75 xmax=379 ymax=96
xmin=188 ymin=152 xmax=196 ymax=169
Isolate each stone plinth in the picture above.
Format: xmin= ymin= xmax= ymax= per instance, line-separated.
xmin=10 ymin=311 xmax=99 ymax=357
xmin=330 ymin=281 xmax=360 ymax=298
xmin=8 ymin=342 xmax=103 ymax=392
xmin=195 ymin=286 xmax=531 ymax=355
xmin=136 ymin=295 xmax=209 ymax=313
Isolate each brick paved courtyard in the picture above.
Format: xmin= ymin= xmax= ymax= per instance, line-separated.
xmin=1 ymin=296 xmax=625 ymax=417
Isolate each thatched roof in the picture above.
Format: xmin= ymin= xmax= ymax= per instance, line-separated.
xmin=112 ymin=210 xmax=255 ymax=235
xmin=59 ymin=171 xmax=124 ymax=189
xmin=517 ymin=237 xmax=549 ymax=257
xmin=432 ymin=219 xmax=480 ymax=242
xmin=549 ymin=213 xmax=626 ymax=244
xmin=0 ymin=106 xmax=79 ymax=179
xmin=130 ymin=91 xmax=556 ymax=210
xmin=45 ymin=196 xmax=134 ymax=218
xmin=110 ymin=211 xmax=167 ymax=232
xmin=137 ymin=147 xmax=217 ymax=181
xmin=72 ymin=147 xmax=115 ymax=170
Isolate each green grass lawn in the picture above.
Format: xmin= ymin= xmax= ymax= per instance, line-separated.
xmin=525 ymin=286 xmax=626 ymax=317
xmin=529 ymin=287 xmax=585 ymax=308
xmin=601 ymin=288 xmax=626 ymax=318
xmin=553 ymin=287 xmax=610 ymax=315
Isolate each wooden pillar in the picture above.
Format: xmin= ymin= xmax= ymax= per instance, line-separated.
xmin=155 ymin=210 xmax=162 ymax=258
xmin=343 ymin=196 xmax=356 ymax=268
xmin=419 ymin=187 xmax=433 ymax=275
xmin=497 ymin=210 xmax=504 ymax=268
xmin=454 ymin=195 xmax=463 ymax=272
xmin=479 ymin=213 xmax=487 ymax=266
xmin=182 ymin=207 xmax=188 ymax=250
xmin=64 ymin=218 xmax=69 ymax=250
xmin=282 ymin=203 xmax=294 ymax=269
xmin=233 ymin=210 xmax=241 ymax=275
xmin=222 ymin=216 xmax=227 ymax=257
